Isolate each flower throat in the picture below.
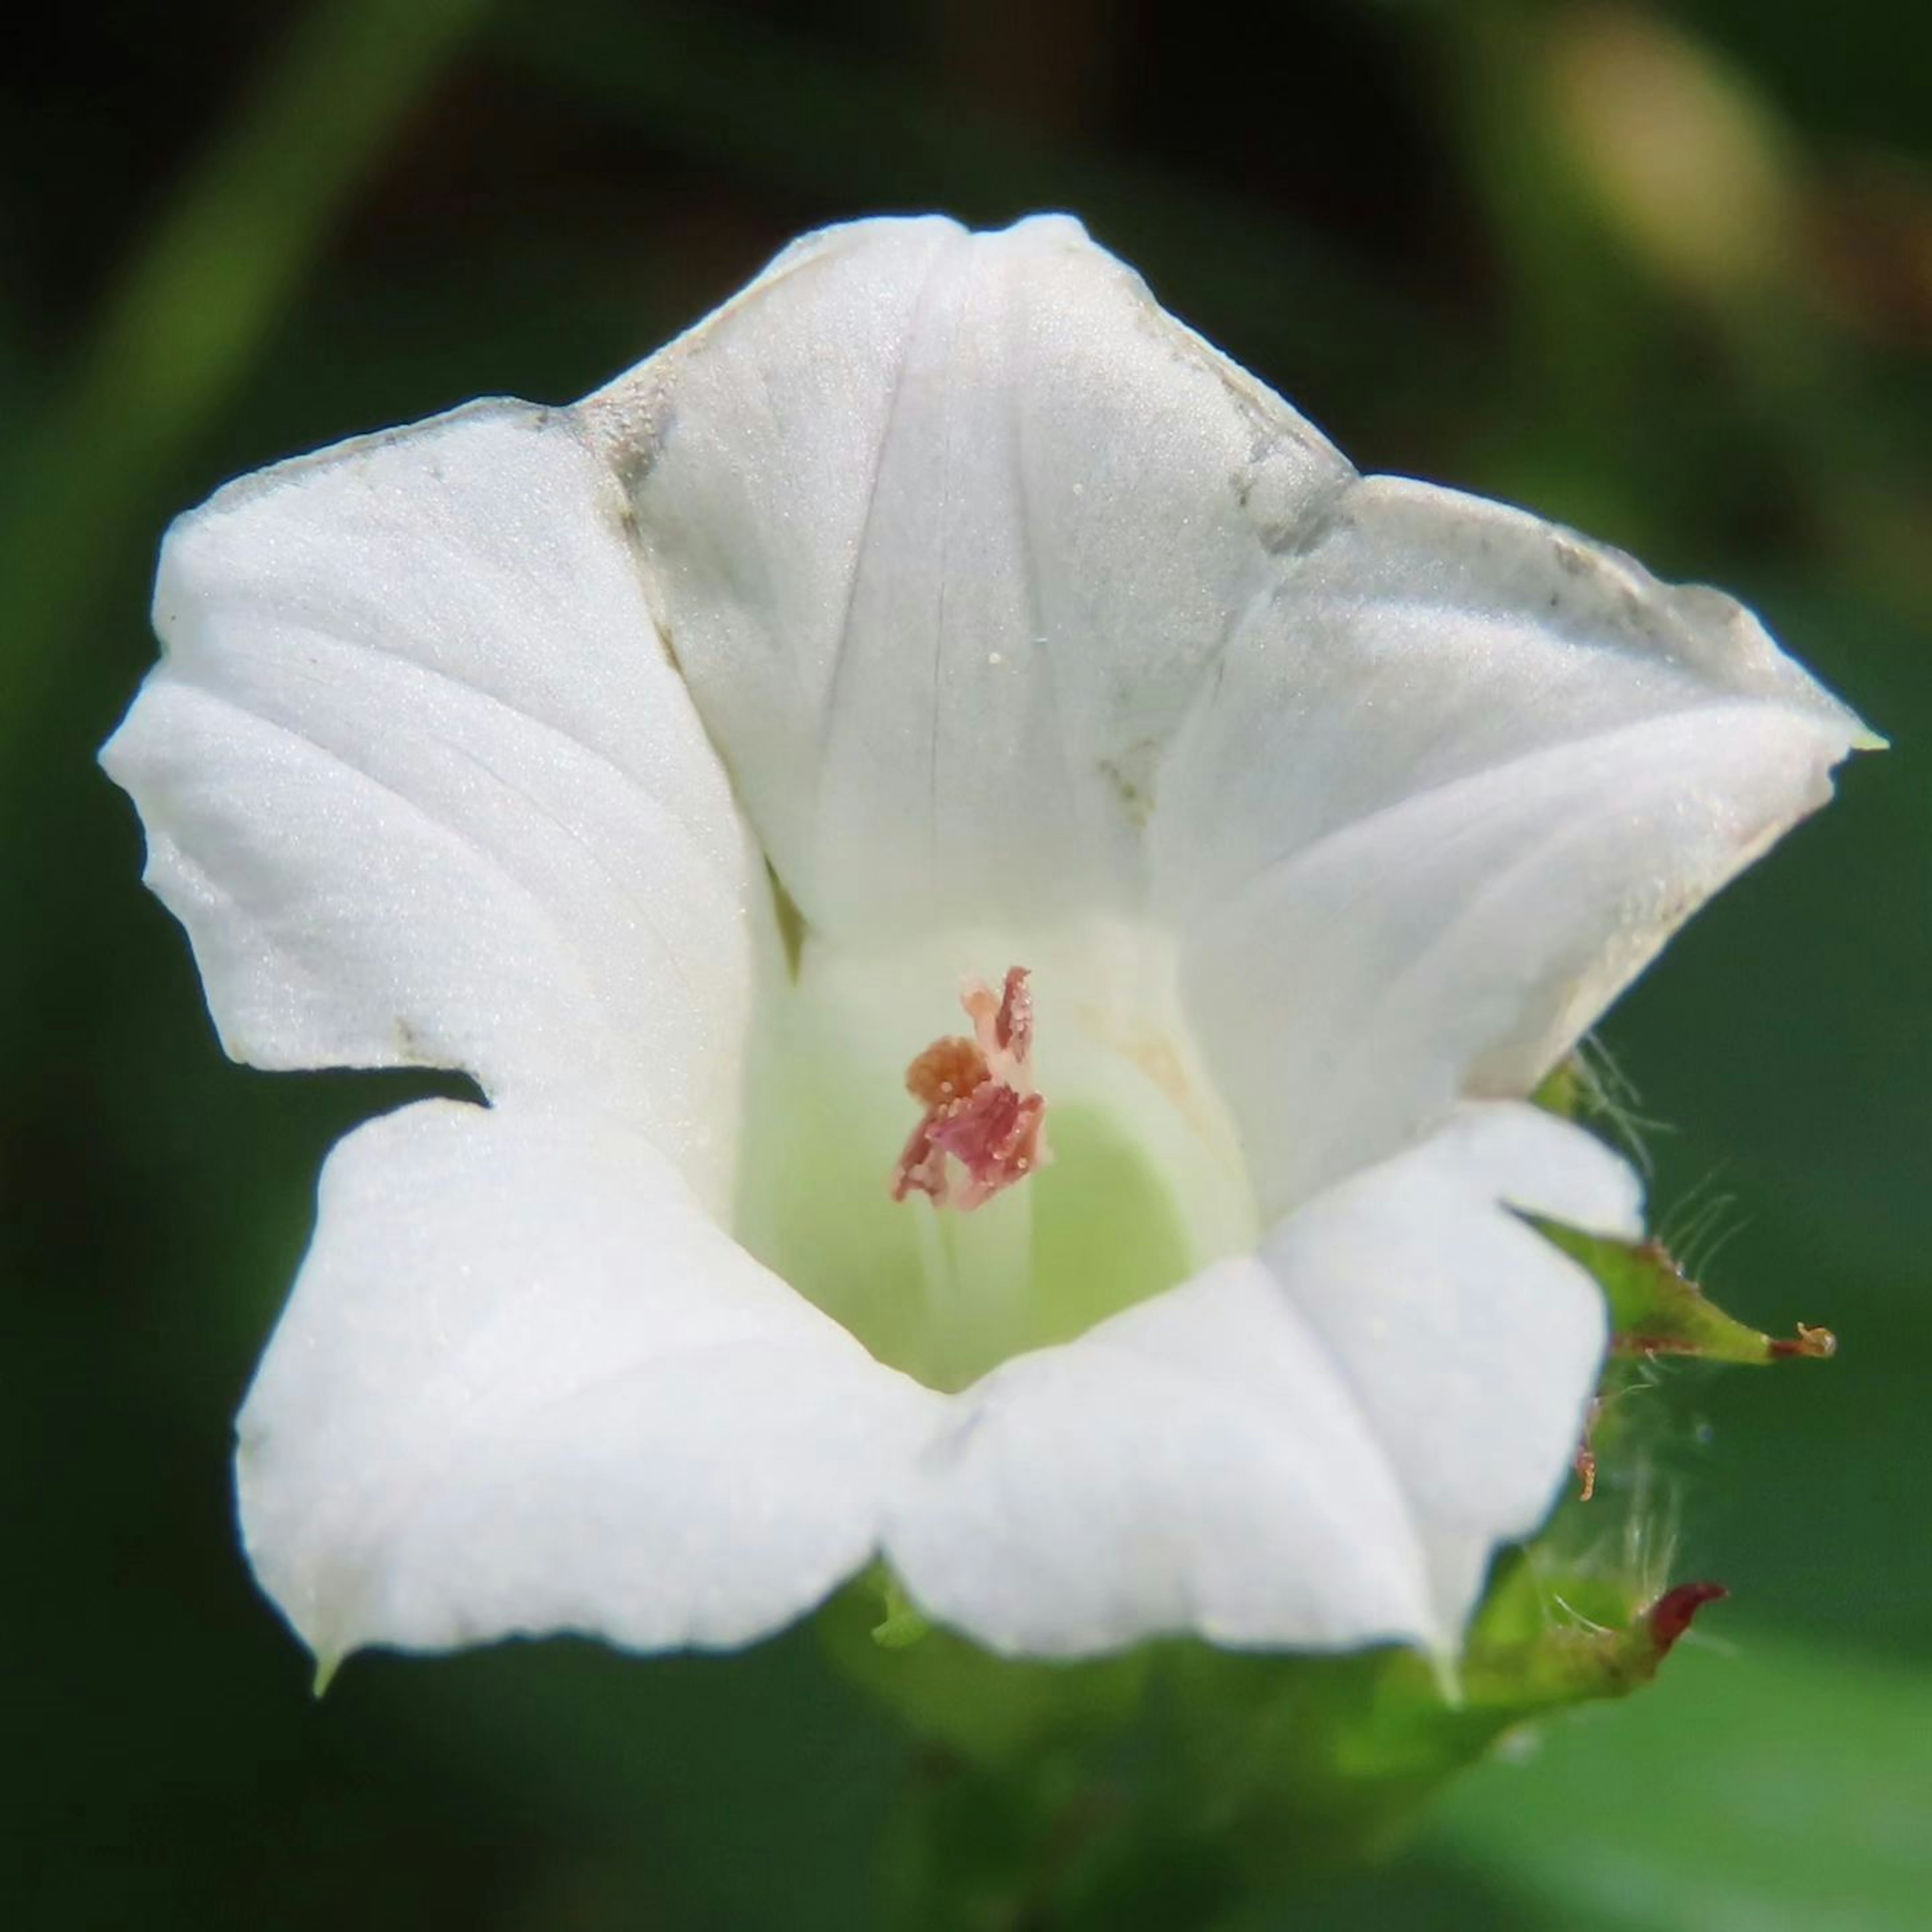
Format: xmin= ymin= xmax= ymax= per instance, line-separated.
xmin=732 ymin=925 xmax=1257 ymax=1393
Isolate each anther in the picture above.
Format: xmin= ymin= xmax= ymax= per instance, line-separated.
xmin=892 ymin=966 xmax=1051 ymax=1211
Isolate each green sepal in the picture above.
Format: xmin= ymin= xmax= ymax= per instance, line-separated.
xmin=1547 ymin=1225 xmax=1836 ymax=1364
xmin=1530 ymin=1054 xmax=1596 ymax=1123
xmin=869 ymin=1566 xmax=936 ymax=1650
xmin=822 ymin=1555 xmax=1725 ymax=1926
xmin=1535 ymin=1049 xmax=1835 ymax=1365
xmin=822 ymin=1052 xmax=1821 ymax=1921
xmin=829 ymin=1568 xmax=1149 ymax=1765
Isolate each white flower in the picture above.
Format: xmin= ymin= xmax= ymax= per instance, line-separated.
xmin=102 ymin=215 xmax=1871 ymax=1676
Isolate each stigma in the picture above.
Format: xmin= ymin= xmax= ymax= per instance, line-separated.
xmin=891 ymin=965 xmax=1051 ymax=1211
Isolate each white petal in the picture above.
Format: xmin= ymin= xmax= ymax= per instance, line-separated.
xmin=102 ymin=403 xmax=763 ymax=1204
xmin=584 ymin=214 xmax=1351 ymax=942
xmin=1161 ymin=479 xmax=1868 ymax=932
xmin=1155 ymin=477 xmax=1870 ymax=1213
xmin=883 ymin=1256 xmax=1435 ymax=1658
xmin=1177 ymin=689 xmax=1857 ymax=1216
xmin=238 ymin=1101 xmax=942 ymax=1670
xmin=118 ymin=220 xmax=1864 ymax=1225
xmin=586 ymin=215 xmax=1867 ymax=1208
xmin=886 ymin=1102 xmax=1629 ymax=1658
xmin=1258 ymin=1102 xmax=1634 ymax=1633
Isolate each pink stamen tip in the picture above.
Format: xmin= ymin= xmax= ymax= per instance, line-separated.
xmin=891 ymin=966 xmax=1051 ymax=1211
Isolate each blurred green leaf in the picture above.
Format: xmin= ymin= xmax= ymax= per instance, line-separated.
xmin=1433 ymin=1629 xmax=1932 ymax=1931
xmin=488 ymin=0 xmax=1438 ymax=395
xmin=0 ymin=0 xmax=485 ymax=801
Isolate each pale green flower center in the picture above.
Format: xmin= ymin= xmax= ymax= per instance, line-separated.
xmin=734 ymin=919 xmax=1257 ymax=1390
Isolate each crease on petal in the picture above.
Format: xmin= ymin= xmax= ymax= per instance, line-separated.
xmin=886 ymin=1102 xmax=1632 ymax=1659
xmin=101 ymin=402 xmax=765 ymax=1204
xmin=1175 ymin=691 xmax=1860 ymax=1217
xmin=883 ymin=1256 xmax=1437 ymax=1659
xmin=1257 ymin=1102 xmax=1631 ymax=1634
xmin=583 ymin=213 xmax=1353 ymax=941
xmin=1150 ymin=470 xmax=1871 ymax=1217
xmin=237 ymin=1100 xmax=943 ymax=1669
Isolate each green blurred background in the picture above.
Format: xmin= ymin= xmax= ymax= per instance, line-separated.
xmin=6 ymin=1 xmax=1928 ymax=1924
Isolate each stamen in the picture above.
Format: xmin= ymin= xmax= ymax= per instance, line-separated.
xmin=892 ymin=965 xmax=1051 ymax=1211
